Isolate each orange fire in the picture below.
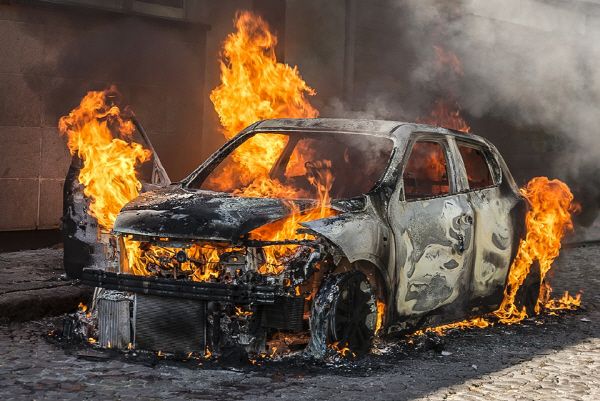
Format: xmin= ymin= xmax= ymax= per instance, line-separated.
xmin=433 ymin=45 xmax=464 ymax=76
xmin=208 ymin=10 xmax=319 ymax=201
xmin=61 ymin=12 xmax=332 ymax=283
xmin=375 ymin=301 xmax=385 ymax=334
xmin=211 ymin=11 xmax=318 ymax=139
xmin=544 ymin=290 xmax=582 ymax=311
xmin=250 ymin=204 xmax=338 ymax=274
xmin=206 ymin=11 xmax=330 ymax=272
xmin=493 ymin=177 xmax=580 ymax=323
xmin=59 ymin=86 xmax=151 ymax=230
xmin=332 ymin=342 xmax=355 ymax=358
xmin=417 ymin=99 xmax=471 ymax=133
xmin=413 ymin=317 xmax=491 ymax=337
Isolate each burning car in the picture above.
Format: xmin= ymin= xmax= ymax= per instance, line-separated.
xmin=76 ymin=117 xmax=526 ymax=358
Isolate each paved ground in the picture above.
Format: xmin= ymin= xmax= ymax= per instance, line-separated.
xmin=0 ymin=248 xmax=92 ymax=323
xmin=0 ymin=242 xmax=599 ymax=400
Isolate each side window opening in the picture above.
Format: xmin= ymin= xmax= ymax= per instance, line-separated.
xmin=457 ymin=144 xmax=495 ymax=190
xmin=402 ymin=141 xmax=452 ymax=200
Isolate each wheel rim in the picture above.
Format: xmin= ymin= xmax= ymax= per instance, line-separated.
xmin=330 ymin=273 xmax=376 ymax=357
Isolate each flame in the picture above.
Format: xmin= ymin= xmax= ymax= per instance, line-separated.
xmin=206 ymin=11 xmax=331 ymax=275
xmin=375 ymin=301 xmax=385 ymax=334
xmin=208 ymin=11 xmax=318 ymax=202
xmin=434 ymin=45 xmax=464 ymax=76
xmin=493 ymin=177 xmax=579 ymax=323
xmin=249 ymin=205 xmax=338 ymax=274
xmin=205 ymin=348 xmax=212 ymax=358
xmin=235 ymin=306 xmax=253 ymax=317
xmin=545 ymin=290 xmax=582 ymax=310
xmin=122 ymin=239 xmax=225 ymax=282
xmin=412 ymin=317 xmax=491 ymax=337
xmin=417 ymin=99 xmax=470 ymax=133
xmin=61 ymin=12 xmax=329 ymax=283
xmin=332 ymin=342 xmax=356 ymax=358
xmin=210 ymin=11 xmax=318 ymax=138
xmin=59 ymin=86 xmax=151 ymax=230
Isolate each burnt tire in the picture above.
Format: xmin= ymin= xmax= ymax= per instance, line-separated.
xmin=514 ymin=260 xmax=542 ymax=316
xmin=307 ymin=270 xmax=377 ymax=358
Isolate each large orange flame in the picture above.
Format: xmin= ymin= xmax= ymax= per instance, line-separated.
xmin=206 ymin=11 xmax=330 ymax=270
xmin=118 ymin=12 xmax=329 ymax=280
xmin=493 ymin=177 xmax=580 ymax=323
xmin=59 ymin=86 xmax=151 ymax=229
xmin=208 ymin=11 xmax=319 ymax=202
xmin=210 ymin=10 xmax=318 ymax=138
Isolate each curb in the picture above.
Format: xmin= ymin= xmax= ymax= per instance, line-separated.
xmin=0 ymin=284 xmax=93 ymax=324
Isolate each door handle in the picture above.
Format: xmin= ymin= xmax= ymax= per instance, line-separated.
xmin=459 ymin=214 xmax=473 ymax=225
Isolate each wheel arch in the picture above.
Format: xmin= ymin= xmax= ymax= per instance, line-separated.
xmin=331 ymin=257 xmax=390 ymax=331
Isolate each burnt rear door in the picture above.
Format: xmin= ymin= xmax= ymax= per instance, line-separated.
xmin=388 ymin=136 xmax=475 ymax=321
xmin=452 ymin=140 xmax=518 ymax=305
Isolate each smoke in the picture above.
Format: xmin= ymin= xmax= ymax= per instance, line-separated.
xmin=393 ymin=0 xmax=600 ymax=227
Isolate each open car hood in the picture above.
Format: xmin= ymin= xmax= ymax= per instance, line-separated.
xmin=113 ymin=185 xmax=318 ymax=241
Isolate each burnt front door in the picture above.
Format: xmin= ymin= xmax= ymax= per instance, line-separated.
xmin=388 ymin=138 xmax=474 ymax=319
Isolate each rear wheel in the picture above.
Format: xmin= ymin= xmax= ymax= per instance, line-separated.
xmin=307 ymin=271 xmax=377 ymax=358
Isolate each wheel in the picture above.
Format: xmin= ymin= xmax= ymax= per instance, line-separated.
xmin=307 ymin=270 xmax=377 ymax=358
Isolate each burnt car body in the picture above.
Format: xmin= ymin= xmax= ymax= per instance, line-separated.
xmin=78 ymin=118 xmax=526 ymax=357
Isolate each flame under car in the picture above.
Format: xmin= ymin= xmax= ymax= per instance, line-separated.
xmin=80 ymin=118 xmax=526 ymax=358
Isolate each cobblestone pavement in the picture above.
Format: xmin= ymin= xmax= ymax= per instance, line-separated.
xmin=1 ymin=243 xmax=599 ymax=400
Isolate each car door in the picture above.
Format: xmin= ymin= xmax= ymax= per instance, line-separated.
xmin=452 ymin=140 xmax=517 ymax=302
xmin=388 ymin=135 xmax=475 ymax=319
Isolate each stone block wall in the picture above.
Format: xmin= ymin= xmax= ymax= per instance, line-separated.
xmin=0 ymin=2 xmax=208 ymax=232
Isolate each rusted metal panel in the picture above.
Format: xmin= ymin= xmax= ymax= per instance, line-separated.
xmin=97 ymin=292 xmax=132 ymax=349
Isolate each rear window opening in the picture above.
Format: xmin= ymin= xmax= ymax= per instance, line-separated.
xmin=457 ymin=144 xmax=495 ymax=189
xmin=403 ymin=141 xmax=451 ymax=200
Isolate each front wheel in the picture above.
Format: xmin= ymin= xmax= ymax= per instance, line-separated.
xmin=307 ymin=270 xmax=377 ymax=358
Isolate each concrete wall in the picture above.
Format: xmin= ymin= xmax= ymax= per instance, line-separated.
xmin=284 ymin=0 xmax=346 ymax=112
xmin=0 ymin=2 xmax=207 ymax=231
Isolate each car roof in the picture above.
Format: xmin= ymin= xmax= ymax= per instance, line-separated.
xmin=250 ymin=118 xmax=489 ymax=145
xmin=252 ymin=118 xmax=402 ymax=136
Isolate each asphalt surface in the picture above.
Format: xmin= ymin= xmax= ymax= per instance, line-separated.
xmin=0 ymin=228 xmax=600 ymax=399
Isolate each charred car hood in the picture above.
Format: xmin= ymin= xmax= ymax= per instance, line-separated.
xmin=113 ymin=185 xmax=321 ymax=241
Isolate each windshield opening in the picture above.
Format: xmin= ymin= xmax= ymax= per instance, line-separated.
xmin=187 ymin=132 xmax=394 ymax=200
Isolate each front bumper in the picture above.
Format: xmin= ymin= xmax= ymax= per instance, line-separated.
xmin=81 ymin=268 xmax=280 ymax=304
